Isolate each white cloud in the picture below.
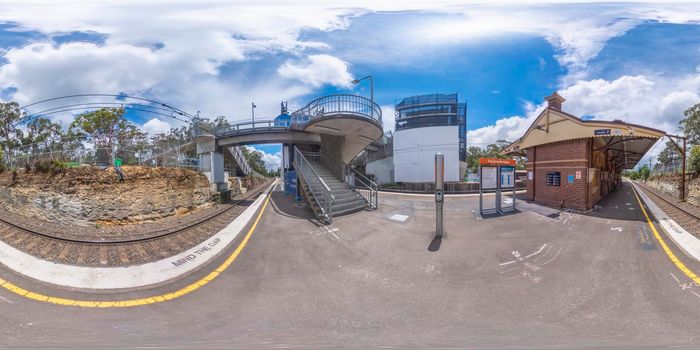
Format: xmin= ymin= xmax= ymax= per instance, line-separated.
xmin=380 ymin=105 xmax=395 ymax=132
xmin=278 ymin=54 xmax=353 ymax=88
xmin=244 ymin=145 xmax=281 ymax=170
xmin=560 ymin=74 xmax=699 ymax=134
xmin=142 ymin=118 xmax=172 ymax=135
xmin=261 ymin=152 xmax=282 ymax=170
xmin=0 ymin=42 xmax=163 ymax=106
xmin=2 ymin=1 xmax=700 ymax=146
xmin=0 ymin=2 xmax=362 ymax=124
xmin=467 ymin=102 xmax=545 ymax=146
xmin=469 ymin=71 xmax=700 ymax=159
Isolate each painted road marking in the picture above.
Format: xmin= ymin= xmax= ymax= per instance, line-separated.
xmin=323 ymin=225 xmax=340 ymax=240
xmin=525 ymin=243 xmax=548 ymax=259
xmin=500 ymin=243 xmax=558 ymax=283
xmin=670 ymin=272 xmax=681 ymax=283
xmin=0 ymin=190 xmax=273 ymax=308
xmin=669 ymin=272 xmax=700 ymax=302
xmin=611 ymin=227 xmax=623 ymax=232
xmin=389 ymin=214 xmax=409 ymax=222
xmin=630 ymin=185 xmax=700 ymax=287
xmin=541 ymin=247 xmax=561 ymax=266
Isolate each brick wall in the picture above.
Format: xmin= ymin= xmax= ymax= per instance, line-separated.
xmin=525 ymin=139 xmax=592 ymax=210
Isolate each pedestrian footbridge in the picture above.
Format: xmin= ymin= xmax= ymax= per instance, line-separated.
xmin=196 ymin=94 xmax=383 ymax=223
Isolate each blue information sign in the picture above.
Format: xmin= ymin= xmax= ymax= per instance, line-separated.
xmin=284 ymin=170 xmax=300 ymax=201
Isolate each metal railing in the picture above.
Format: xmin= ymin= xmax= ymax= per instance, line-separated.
xmin=209 ymin=119 xmax=289 ymax=137
xmin=291 ymin=94 xmax=382 ymax=127
xmin=294 ymin=147 xmax=334 ymax=224
xmin=343 ymin=164 xmax=378 ymax=209
xmin=193 ymin=94 xmax=382 ymax=139
xmin=227 ymin=146 xmax=252 ymax=175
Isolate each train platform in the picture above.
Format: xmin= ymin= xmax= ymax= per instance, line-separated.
xmin=1 ymin=179 xmax=700 ymax=347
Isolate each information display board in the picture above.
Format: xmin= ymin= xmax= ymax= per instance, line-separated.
xmin=500 ymin=166 xmax=515 ymax=189
xmin=479 ymin=158 xmax=517 ymax=216
xmin=481 ymin=166 xmax=498 ymax=190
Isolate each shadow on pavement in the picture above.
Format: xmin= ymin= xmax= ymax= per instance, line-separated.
xmin=269 ymin=190 xmax=317 ymax=221
xmin=428 ymin=236 xmax=442 ymax=252
xmin=579 ymin=182 xmax=646 ymax=222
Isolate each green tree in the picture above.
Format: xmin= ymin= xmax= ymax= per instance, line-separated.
xmin=466 ymin=140 xmax=514 ymax=173
xmin=681 ymin=103 xmax=700 ymax=145
xmin=690 ymin=145 xmax=700 ymax=173
xmin=241 ymin=146 xmax=268 ymax=176
xmin=23 ymin=117 xmax=64 ymax=160
xmin=639 ymin=164 xmax=651 ymax=180
xmin=0 ymin=101 xmax=25 ymax=166
xmin=68 ymin=107 xmax=139 ymax=165
xmin=466 ymin=146 xmax=484 ymax=173
xmin=657 ymin=140 xmax=681 ymax=168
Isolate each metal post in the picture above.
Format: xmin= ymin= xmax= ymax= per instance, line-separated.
xmin=478 ymin=165 xmax=483 ymax=214
xmin=435 ymin=153 xmax=445 ymax=238
xmin=682 ymin=137 xmax=687 ymax=201
xmin=496 ymin=166 xmax=502 ymax=212
xmin=251 ymin=102 xmax=256 ymax=128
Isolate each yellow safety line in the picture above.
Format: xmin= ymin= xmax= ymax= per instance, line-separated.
xmin=0 ymin=190 xmax=272 ymax=308
xmin=630 ymin=183 xmax=700 ymax=285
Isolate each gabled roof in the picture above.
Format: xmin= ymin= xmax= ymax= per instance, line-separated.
xmin=503 ymin=107 xmax=666 ymax=169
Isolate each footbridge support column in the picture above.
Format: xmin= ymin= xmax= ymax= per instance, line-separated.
xmin=196 ymin=134 xmax=228 ymax=193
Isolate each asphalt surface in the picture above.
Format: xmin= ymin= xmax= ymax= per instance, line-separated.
xmin=2 ymin=181 xmax=700 ymax=348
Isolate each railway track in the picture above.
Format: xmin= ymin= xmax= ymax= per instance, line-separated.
xmin=634 ymin=181 xmax=700 ymax=237
xmin=0 ymin=180 xmax=273 ymax=266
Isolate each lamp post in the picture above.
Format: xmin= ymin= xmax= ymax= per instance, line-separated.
xmin=352 ymin=75 xmax=374 ymax=103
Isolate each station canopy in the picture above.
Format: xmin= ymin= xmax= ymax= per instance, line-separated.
xmin=503 ymin=106 xmax=666 ymax=169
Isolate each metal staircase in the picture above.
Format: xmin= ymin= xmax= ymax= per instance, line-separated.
xmin=294 ymin=147 xmax=377 ymax=224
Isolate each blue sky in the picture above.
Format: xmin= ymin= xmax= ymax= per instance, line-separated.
xmin=1 ymin=2 xmax=700 ymax=169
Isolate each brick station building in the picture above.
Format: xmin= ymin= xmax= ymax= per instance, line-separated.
xmin=503 ymin=92 xmax=666 ymax=210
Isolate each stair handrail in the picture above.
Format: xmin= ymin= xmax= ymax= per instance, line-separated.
xmin=344 ymin=165 xmax=378 ymax=209
xmin=229 ymin=146 xmax=252 ymax=175
xmin=294 ymin=147 xmax=334 ymax=223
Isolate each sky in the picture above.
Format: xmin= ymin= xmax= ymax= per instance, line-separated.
xmin=1 ymin=1 xmax=700 ymax=170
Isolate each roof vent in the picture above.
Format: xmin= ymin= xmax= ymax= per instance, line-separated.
xmin=544 ymin=92 xmax=566 ymax=111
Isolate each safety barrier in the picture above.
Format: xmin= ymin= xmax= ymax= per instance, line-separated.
xmin=294 ymin=147 xmax=334 ymax=224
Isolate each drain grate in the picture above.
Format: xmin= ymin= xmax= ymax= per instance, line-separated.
xmin=546 ymin=213 xmax=561 ymax=219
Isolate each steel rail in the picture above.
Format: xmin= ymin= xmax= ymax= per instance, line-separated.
xmin=635 ymin=181 xmax=700 ymax=222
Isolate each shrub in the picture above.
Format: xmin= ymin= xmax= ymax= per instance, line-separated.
xmin=33 ymin=159 xmax=67 ymax=174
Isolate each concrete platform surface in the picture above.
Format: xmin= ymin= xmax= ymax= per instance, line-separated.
xmin=1 ymin=182 xmax=700 ymax=348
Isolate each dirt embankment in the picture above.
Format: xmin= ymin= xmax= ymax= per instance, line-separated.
xmin=0 ymin=166 xmax=214 ymax=226
xmin=645 ymin=173 xmax=700 ymax=206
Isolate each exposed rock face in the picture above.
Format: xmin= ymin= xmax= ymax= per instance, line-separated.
xmin=0 ymin=166 xmax=213 ymax=226
xmin=645 ymin=174 xmax=700 ymax=206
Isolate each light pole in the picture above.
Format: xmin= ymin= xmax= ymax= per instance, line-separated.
xmin=352 ymin=75 xmax=374 ymax=103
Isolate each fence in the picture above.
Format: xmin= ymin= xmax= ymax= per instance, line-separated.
xmin=6 ymin=143 xmax=199 ymax=170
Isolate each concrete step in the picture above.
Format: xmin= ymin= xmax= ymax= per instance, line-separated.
xmin=333 ymin=194 xmax=365 ymax=205
xmin=332 ymin=199 xmax=367 ymax=215
xmin=302 ymin=160 xmax=369 ymax=218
